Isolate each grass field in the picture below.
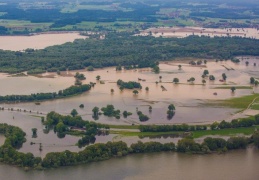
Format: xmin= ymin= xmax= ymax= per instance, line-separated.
xmin=110 ymin=130 xmax=182 ymax=137
xmin=212 ymin=86 xmax=252 ymax=90
xmin=213 ymin=94 xmax=259 ymax=109
xmin=192 ymin=126 xmax=258 ymax=138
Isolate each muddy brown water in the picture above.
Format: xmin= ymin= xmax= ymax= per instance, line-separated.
xmin=0 ymin=32 xmax=86 ymax=51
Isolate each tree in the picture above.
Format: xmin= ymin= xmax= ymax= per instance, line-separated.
xmin=79 ymin=104 xmax=84 ymax=108
xmin=168 ymin=104 xmax=176 ymax=111
xmin=203 ymin=70 xmax=209 ymax=76
xmin=173 ymin=78 xmax=179 ymax=84
xmin=111 ymin=89 xmax=114 ymax=94
xmin=245 ymin=61 xmax=249 ymax=66
xmin=178 ymin=65 xmax=182 ymax=70
xmin=32 ymin=128 xmax=37 ymax=138
xmin=133 ymin=90 xmax=139 ymax=95
xmin=87 ymin=66 xmax=94 ymax=71
xmin=187 ymin=77 xmax=195 ymax=83
xmin=116 ymin=65 xmax=122 ymax=71
xmin=252 ymin=131 xmax=259 ymax=148
xmin=222 ymin=73 xmax=227 ymax=81
xmin=71 ymin=109 xmax=78 ymax=117
xmin=119 ymin=86 xmax=124 ymax=91
xmin=231 ymin=87 xmax=236 ymax=93
xmin=250 ymin=77 xmax=255 ymax=84
xmin=204 ymin=60 xmax=207 ymax=64
xmin=92 ymin=107 xmax=99 ymax=119
xmin=145 ymin=87 xmax=149 ymax=92
xmin=149 ymin=106 xmax=152 ymax=112
xmin=167 ymin=104 xmax=176 ymax=120
xmin=153 ymin=65 xmax=160 ymax=74
xmin=159 ymin=76 xmax=162 ymax=80
xmin=202 ymin=79 xmax=206 ymax=85
xmin=96 ymin=75 xmax=101 ymax=81
xmin=209 ymin=75 xmax=215 ymax=81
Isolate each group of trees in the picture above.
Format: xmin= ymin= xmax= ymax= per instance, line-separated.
xmin=101 ymin=105 xmax=121 ymax=119
xmin=45 ymin=111 xmax=109 ymax=146
xmin=139 ymin=124 xmax=207 ymax=132
xmin=0 ymin=122 xmax=259 ymax=169
xmin=167 ymin=104 xmax=176 ymax=120
xmin=250 ymin=77 xmax=259 ymax=86
xmin=139 ymin=115 xmax=259 ymax=132
xmin=211 ymin=117 xmax=259 ymax=130
xmin=117 ymin=79 xmax=142 ymax=89
xmin=0 ymin=124 xmax=42 ymax=168
xmin=137 ymin=111 xmax=149 ymax=122
xmin=177 ymin=136 xmax=249 ymax=153
xmin=0 ymin=84 xmax=91 ymax=102
xmin=1 ymin=34 xmax=259 ymax=74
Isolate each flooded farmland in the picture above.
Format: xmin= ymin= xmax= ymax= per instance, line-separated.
xmin=0 ymin=56 xmax=258 ymax=156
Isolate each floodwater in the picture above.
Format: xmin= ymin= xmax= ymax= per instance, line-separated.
xmin=0 ymin=111 xmax=115 ymax=157
xmin=0 ymin=147 xmax=259 ymax=180
xmin=1 ymin=57 xmax=258 ymax=125
xmin=0 ymin=32 xmax=86 ymax=51
xmin=141 ymin=27 xmax=259 ymax=39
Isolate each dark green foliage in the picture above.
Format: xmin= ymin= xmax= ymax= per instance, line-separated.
xmin=137 ymin=111 xmax=149 ymax=122
xmin=227 ymin=137 xmax=248 ymax=149
xmin=0 ymin=84 xmax=91 ymax=102
xmin=70 ymin=109 xmax=78 ymax=117
xmin=74 ymin=72 xmax=86 ymax=80
xmin=251 ymin=131 xmax=259 ymax=148
xmin=203 ymin=137 xmax=227 ymax=151
xmin=0 ymin=124 xmax=41 ymax=168
xmin=101 ymin=105 xmax=120 ymax=118
xmin=1 ymin=35 xmax=258 ymax=73
xmin=177 ymin=138 xmax=201 ymax=153
xmin=117 ymin=79 xmax=142 ymax=89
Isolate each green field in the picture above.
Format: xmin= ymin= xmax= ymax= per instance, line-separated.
xmin=212 ymin=86 xmax=252 ymax=90
xmin=213 ymin=94 xmax=259 ymax=109
xmin=192 ymin=126 xmax=258 ymax=138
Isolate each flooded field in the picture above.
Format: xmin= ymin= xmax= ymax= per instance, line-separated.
xmin=140 ymin=27 xmax=259 ymax=39
xmin=0 ymin=57 xmax=258 ymax=125
xmin=0 ymin=32 xmax=86 ymax=51
xmin=0 ymin=56 xmax=258 ymax=156
xmin=0 ymin=57 xmax=259 ymax=124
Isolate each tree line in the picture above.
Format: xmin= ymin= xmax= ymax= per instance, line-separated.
xmin=139 ymin=115 xmax=259 ymax=132
xmin=0 ymin=84 xmax=91 ymax=102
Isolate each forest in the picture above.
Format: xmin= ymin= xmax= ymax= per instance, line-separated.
xmin=0 ymin=34 xmax=259 ymax=73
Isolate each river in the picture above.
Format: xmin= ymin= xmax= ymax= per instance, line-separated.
xmin=0 ymin=147 xmax=258 ymax=180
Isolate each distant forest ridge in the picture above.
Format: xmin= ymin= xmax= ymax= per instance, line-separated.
xmin=0 ymin=33 xmax=258 ymax=73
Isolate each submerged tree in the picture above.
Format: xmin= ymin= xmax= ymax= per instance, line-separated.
xmin=222 ymin=73 xmax=227 ymax=81
xmin=178 ymin=65 xmax=182 ymax=70
xmin=32 ymin=128 xmax=37 ymax=138
xmin=92 ymin=107 xmax=99 ymax=120
xmin=133 ymin=90 xmax=139 ymax=95
xmin=231 ymin=87 xmax=236 ymax=93
xmin=71 ymin=109 xmax=78 ymax=117
xmin=173 ymin=78 xmax=179 ymax=84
